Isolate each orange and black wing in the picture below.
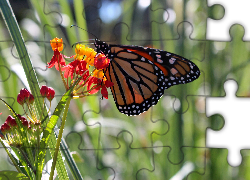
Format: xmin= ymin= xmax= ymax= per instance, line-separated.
xmin=115 ymin=45 xmax=200 ymax=89
xmin=94 ymin=39 xmax=200 ymax=116
xmin=104 ymin=46 xmax=166 ymax=115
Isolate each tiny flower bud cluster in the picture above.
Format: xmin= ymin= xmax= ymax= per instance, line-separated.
xmin=47 ymin=37 xmax=113 ymax=99
xmin=0 ymin=87 xmax=54 ymax=147
xmin=0 ymin=114 xmax=41 ymax=147
xmin=17 ymin=88 xmax=34 ymax=105
xmin=40 ymin=85 xmax=55 ymax=101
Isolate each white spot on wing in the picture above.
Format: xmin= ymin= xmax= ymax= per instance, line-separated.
xmin=157 ymin=58 xmax=163 ymax=63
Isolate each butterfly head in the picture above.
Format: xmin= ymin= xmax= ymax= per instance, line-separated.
xmin=94 ymin=39 xmax=110 ymax=57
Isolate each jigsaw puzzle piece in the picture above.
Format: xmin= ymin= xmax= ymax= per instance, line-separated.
xmin=166 ymin=67 xmax=205 ymax=114
xmin=65 ymin=131 xmax=115 ymax=179
xmin=31 ymin=0 xmax=63 ymax=28
xmin=137 ymin=146 xmax=206 ymax=180
xmin=83 ymin=0 xmax=207 ymax=42
xmin=123 ymin=0 xmax=208 ymax=40
xmin=96 ymin=130 xmax=154 ymax=180
xmin=206 ymin=79 xmax=250 ymax=166
xmin=119 ymin=21 xmax=206 ymax=60
xmin=151 ymin=94 xmax=221 ymax=164
xmin=207 ymin=0 xmax=250 ymax=41
xmin=169 ymin=0 xmax=208 ymax=40
xmin=0 ymin=65 xmax=11 ymax=83
xmin=71 ymin=95 xmax=169 ymax=150
xmin=203 ymin=25 xmax=250 ymax=96
xmin=153 ymin=21 xmax=206 ymax=114
xmin=187 ymin=148 xmax=250 ymax=179
xmin=0 ymin=145 xmax=16 ymax=172
xmin=83 ymin=0 xmax=169 ymax=41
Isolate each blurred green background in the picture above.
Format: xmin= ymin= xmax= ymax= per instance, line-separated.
xmin=1 ymin=0 xmax=250 ymax=179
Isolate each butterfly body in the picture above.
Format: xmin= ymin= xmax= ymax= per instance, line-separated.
xmin=94 ymin=39 xmax=200 ymax=116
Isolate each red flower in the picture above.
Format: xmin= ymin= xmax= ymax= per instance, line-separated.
xmin=94 ymin=53 xmax=110 ymax=70
xmin=47 ymin=49 xmax=66 ymax=70
xmin=62 ymin=60 xmax=88 ymax=78
xmin=88 ymin=77 xmax=114 ymax=99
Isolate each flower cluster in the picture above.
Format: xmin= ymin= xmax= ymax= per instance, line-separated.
xmin=17 ymin=88 xmax=34 ymax=105
xmin=40 ymin=85 xmax=55 ymax=101
xmin=0 ymin=114 xmax=39 ymax=147
xmin=0 ymin=86 xmax=55 ymax=147
xmin=48 ymin=37 xmax=113 ymax=99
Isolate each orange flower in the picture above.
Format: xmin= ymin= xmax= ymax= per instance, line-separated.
xmin=50 ymin=37 xmax=63 ymax=51
xmin=92 ymin=69 xmax=106 ymax=81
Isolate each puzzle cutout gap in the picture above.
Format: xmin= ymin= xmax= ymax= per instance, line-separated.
xmin=1 ymin=0 xmax=250 ymax=179
xmin=206 ymin=79 xmax=250 ymax=167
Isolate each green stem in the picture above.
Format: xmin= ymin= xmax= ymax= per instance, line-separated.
xmin=49 ymin=97 xmax=71 ymax=180
xmin=1 ymin=1 xmax=82 ymax=179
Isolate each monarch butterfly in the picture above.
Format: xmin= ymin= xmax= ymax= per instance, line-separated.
xmin=94 ymin=39 xmax=200 ymax=116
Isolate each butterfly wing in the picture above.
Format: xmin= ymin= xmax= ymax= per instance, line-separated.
xmin=94 ymin=40 xmax=200 ymax=116
xmin=104 ymin=46 xmax=166 ymax=116
xmin=114 ymin=45 xmax=200 ymax=89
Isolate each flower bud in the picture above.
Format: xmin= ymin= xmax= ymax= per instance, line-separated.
xmin=17 ymin=89 xmax=31 ymax=105
xmin=1 ymin=124 xmax=6 ymax=134
xmin=3 ymin=123 xmax=10 ymax=132
xmin=47 ymin=87 xmax=55 ymax=101
xmin=22 ymin=120 xmax=28 ymax=129
xmin=17 ymin=114 xmax=26 ymax=122
xmin=17 ymin=93 xmax=25 ymax=105
xmin=40 ymin=85 xmax=48 ymax=97
xmin=28 ymin=94 xmax=34 ymax=104
xmin=0 ymin=134 xmax=4 ymax=140
xmin=5 ymin=115 xmax=13 ymax=126
xmin=10 ymin=118 xmax=17 ymax=127
xmin=20 ymin=88 xmax=30 ymax=98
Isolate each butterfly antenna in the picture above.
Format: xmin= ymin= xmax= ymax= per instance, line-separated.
xmin=70 ymin=25 xmax=99 ymax=39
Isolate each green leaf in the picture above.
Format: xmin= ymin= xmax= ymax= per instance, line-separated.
xmin=48 ymin=134 xmax=69 ymax=180
xmin=36 ymin=87 xmax=73 ymax=179
xmin=0 ymin=140 xmax=34 ymax=179
xmin=71 ymin=151 xmax=84 ymax=163
xmin=0 ymin=171 xmax=29 ymax=180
